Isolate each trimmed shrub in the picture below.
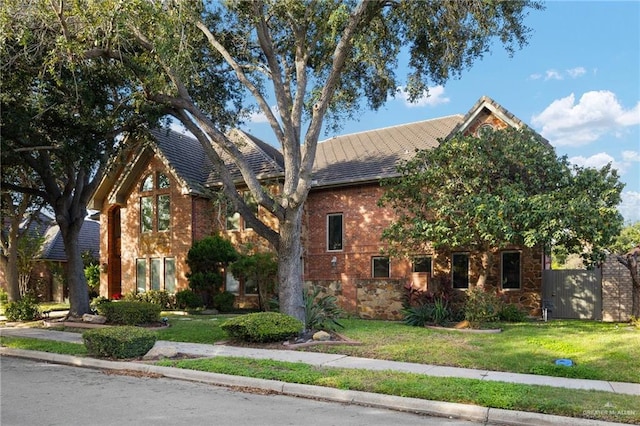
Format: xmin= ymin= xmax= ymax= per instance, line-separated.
xmin=464 ymin=287 xmax=502 ymax=327
xmin=90 ymin=296 xmax=110 ymax=313
xmin=4 ymin=294 xmax=41 ymax=321
xmin=95 ymin=301 xmax=161 ymax=325
xmin=402 ymin=303 xmax=435 ymax=327
xmin=213 ymin=291 xmax=235 ymax=313
xmin=123 ymin=290 xmax=175 ymax=309
xmin=175 ymin=289 xmax=204 ymax=310
xmin=499 ymin=303 xmax=529 ymax=322
xmin=83 ymin=326 xmax=157 ymax=359
xmin=221 ymin=312 xmax=303 ymax=343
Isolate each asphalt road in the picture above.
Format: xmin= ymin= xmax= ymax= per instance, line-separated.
xmin=0 ymin=356 xmax=484 ymax=426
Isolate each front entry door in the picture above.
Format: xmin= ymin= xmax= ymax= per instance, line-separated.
xmin=107 ymin=206 xmax=122 ymax=298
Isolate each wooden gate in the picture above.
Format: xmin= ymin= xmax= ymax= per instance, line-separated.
xmin=542 ymin=269 xmax=602 ymax=320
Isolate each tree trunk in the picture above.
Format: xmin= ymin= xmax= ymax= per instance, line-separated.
xmin=58 ymin=219 xmax=90 ymax=317
xmin=2 ymin=251 xmax=21 ymax=302
xmin=617 ymin=247 xmax=639 ymax=319
xmin=277 ymin=206 xmax=305 ymax=327
xmin=475 ymin=250 xmax=494 ymax=289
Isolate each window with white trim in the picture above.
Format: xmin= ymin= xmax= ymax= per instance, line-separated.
xmin=327 ymin=213 xmax=343 ymax=251
xmin=412 ymin=256 xmax=432 ymax=275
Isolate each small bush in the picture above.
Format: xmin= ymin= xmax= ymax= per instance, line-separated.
xmin=499 ymin=303 xmax=528 ymax=322
xmin=175 ymin=289 xmax=204 ymax=310
xmin=123 ymin=290 xmax=175 ymax=309
xmin=305 ymin=287 xmax=344 ymax=331
xmin=95 ymin=301 xmax=161 ymax=325
xmin=464 ymin=287 xmax=502 ymax=327
xmin=403 ymin=303 xmax=434 ymax=327
xmin=4 ymin=294 xmax=41 ymax=321
xmin=213 ymin=291 xmax=235 ymax=313
xmin=221 ymin=312 xmax=303 ymax=343
xmin=83 ymin=326 xmax=157 ymax=359
xmin=90 ymin=296 xmax=110 ymax=313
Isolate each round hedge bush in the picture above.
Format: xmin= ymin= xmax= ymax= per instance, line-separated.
xmin=83 ymin=326 xmax=157 ymax=359
xmin=221 ymin=312 xmax=303 ymax=343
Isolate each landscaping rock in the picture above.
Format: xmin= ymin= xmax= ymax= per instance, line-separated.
xmin=313 ymin=330 xmax=331 ymax=341
xmin=82 ymin=314 xmax=107 ymax=324
xmin=454 ymin=320 xmax=470 ymax=329
xmin=143 ymin=345 xmax=178 ymax=360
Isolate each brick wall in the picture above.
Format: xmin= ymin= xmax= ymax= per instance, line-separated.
xmin=303 ymin=183 xmax=544 ymax=318
xmin=602 ymin=254 xmax=635 ymax=322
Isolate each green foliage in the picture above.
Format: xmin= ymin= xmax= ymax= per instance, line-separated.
xmin=4 ymin=293 xmax=41 ymax=321
xmin=90 ymin=296 xmax=110 ymax=313
xmin=95 ymin=301 xmax=161 ymax=325
xmin=186 ymin=236 xmax=238 ymax=305
xmin=229 ymin=252 xmax=278 ymax=311
xmin=175 ymin=289 xmax=204 ymax=310
xmin=610 ymin=222 xmax=640 ymax=254
xmin=84 ymin=264 xmax=101 ymax=296
xmin=304 ymin=287 xmax=344 ymax=331
xmin=221 ymin=312 xmax=303 ymax=343
xmin=212 ymin=291 xmax=235 ymax=313
xmin=83 ymin=326 xmax=157 ymax=359
xmin=464 ymin=288 xmax=502 ymax=327
xmin=0 ymin=287 xmax=8 ymax=307
xmin=380 ymin=128 xmax=624 ymax=262
xmin=499 ymin=304 xmax=529 ymax=322
xmin=122 ymin=290 xmax=175 ymax=309
xmin=403 ymin=297 xmax=451 ymax=327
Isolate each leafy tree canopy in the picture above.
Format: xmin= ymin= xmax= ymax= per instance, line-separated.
xmin=380 ymin=128 xmax=624 ymax=276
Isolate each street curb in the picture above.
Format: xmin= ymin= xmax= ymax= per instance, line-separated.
xmin=0 ymin=347 xmax=628 ymax=426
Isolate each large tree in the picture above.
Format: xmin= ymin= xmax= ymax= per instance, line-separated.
xmin=0 ymin=3 xmax=159 ymax=316
xmin=13 ymin=0 xmax=543 ymax=323
xmin=609 ymin=222 xmax=640 ymax=317
xmin=379 ymin=128 xmax=625 ymax=287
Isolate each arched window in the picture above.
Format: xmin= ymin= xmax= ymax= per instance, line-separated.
xmin=141 ymin=174 xmax=153 ymax=192
xmin=157 ymin=172 xmax=170 ymax=189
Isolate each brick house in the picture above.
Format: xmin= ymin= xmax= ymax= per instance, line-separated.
xmin=90 ymin=96 xmax=545 ymax=318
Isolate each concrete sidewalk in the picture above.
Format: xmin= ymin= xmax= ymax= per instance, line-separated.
xmin=1 ymin=327 xmax=637 ymax=426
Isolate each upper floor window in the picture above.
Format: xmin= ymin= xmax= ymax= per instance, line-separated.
xmin=452 ymin=253 xmax=469 ymax=289
xmin=501 ymin=251 xmax=521 ymax=290
xmin=412 ymin=256 xmax=432 ymax=275
xmin=226 ymin=191 xmax=258 ymax=231
xmin=141 ymin=174 xmax=154 ymax=191
xmin=372 ymin=256 xmax=390 ymax=278
xmin=327 ymin=213 xmax=343 ymax=251
xmin=139 ymin=171 xmax=171 ymax=233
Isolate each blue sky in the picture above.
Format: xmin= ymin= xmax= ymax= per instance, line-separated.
xmin=241 ymin=1 xmax=640 ymax=224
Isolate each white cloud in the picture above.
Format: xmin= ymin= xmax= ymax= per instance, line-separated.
xmin=566 ymin=67 xmax=586 ymax=78
xmin=247 ymin=105 xmax=279 ymax=124
xmin=529 ymin=73 xmax=542 ymax=80
xmin=619 ymin=191 xmax=640 ymax=224
xmin=397 ymin=85 xmax=450 ymax=108
xmin=545 ymin=70 xmax=563 ymax=80
xmin=531 ymin=91 xmax=640 ymax=147
xmin=569 ymin=152 xmax=617 ymax=170
xmin=622 ymin=150 xmax=640 ymax=163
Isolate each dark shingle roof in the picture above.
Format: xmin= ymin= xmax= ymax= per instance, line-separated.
xmin=312 ymin=115 xmax=463 ymax=186
xmin=40 ymin=219 xmax=100 ymax=261
xmin=149 ymin=128 xmax=284 ymax=190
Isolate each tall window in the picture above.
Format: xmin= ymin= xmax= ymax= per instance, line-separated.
xmin=225 ymin=270 xmax=257 ymax=296
xmin=226 ymin=191 xmax=258 ymax=231
xmin=501 ymin=251 xmax=521 ymax=289
xmin=164 ymin=258 xmax=176 ymax=293
xmin=327 ymin=213 xmax=343 ymax=251
xmin=372 ymin=256 xmax=390 ymax=278
xmin=139 ymin=172 xmax=171 ymax=233
xmin=138 ymin=257 xmax=177 ymax=293
xmin=452 ymin=253 xmax=469 ymax=289
xmin=136 ymin=258 xmax=147 ymax=293
xmin=413 ymin=256 xmax=432 ymax=275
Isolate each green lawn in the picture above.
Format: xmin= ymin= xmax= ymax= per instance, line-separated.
xmin=2 ymin=314 xmax=639 ymax=424
xmin=153 ymin=314 xmax=640 ymax=384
